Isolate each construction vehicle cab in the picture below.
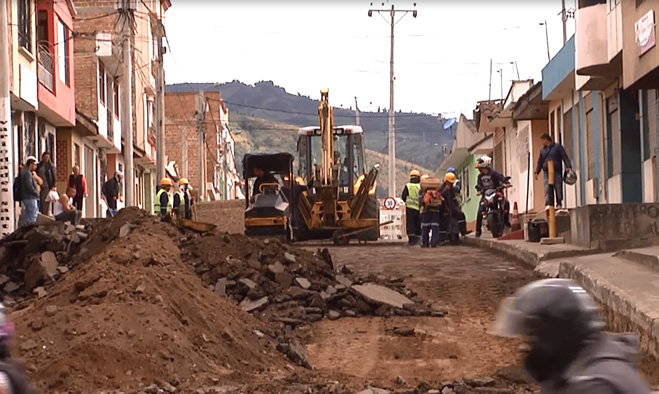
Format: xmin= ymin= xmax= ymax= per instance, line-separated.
xmin=243 ymin=153 xmax=294 ymax=241
xmin=293 ymin=88 xmax=381 ymax=245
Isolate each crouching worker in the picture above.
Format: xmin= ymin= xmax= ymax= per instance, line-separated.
xmin=420 ymin=179 xmax=443 ymax=248
xmin=53 ymin=186 xmax=82 ymax=225
xmin=0 ymin=303 xmax=39 ymax=393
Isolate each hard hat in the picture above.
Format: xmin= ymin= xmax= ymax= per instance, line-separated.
xmin=444 ymin=172 xmax=456 ymax=183
xmin=409 ymin=170 xmax=421 ymax=177
xmin=447 ymin=167 xmax=456 ymax=174
xmin=179 ymin=178 xmax=189 ymax=185
xmin=160 ymin=177 xmax=173 ymax=186
xmin=563 ymin=169 xmax=577 ymax=186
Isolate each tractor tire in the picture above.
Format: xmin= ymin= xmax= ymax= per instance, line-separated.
xmin=357 ymin=196 xmax=381 ymax=242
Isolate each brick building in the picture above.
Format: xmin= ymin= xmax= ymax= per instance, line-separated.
xmin=164 ymin=90 xmax=239 ymax=200
xmin=72 ymin=0 xmax=170 ymax=216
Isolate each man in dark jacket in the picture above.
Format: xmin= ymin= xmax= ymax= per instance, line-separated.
xmin=439 ymin=173 xmax=469 ymax=241
xmin=534 ymin=133 xmax=572 ymax=209
xmin=36 ymin=152 xmax=56 ymax=215
xmin=492 ymin=278 xmax=651 ymax=394
xmin=102 ymin=171 xmax=122 ymax=217
xmin=20 ymin=157 xmax=40 ymax=225
xmin=475 ymin=162 xmax=511 ymax=237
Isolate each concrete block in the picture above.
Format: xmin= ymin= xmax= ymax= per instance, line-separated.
xmin=195 ymin=199 xmax=245 ymax=234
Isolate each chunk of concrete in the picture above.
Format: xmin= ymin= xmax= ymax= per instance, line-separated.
xmin=268 ymin=262 xmax=285 ymax=274
xmin=239 ymin=278 xmax=257 ymax=289
xmin=119 ymin=223 xmax=133 ymax=238
xmin=284 ymin=252 xmax=297 ymax=264
xmin=335 ymin=274 xmax=353 ymax=288
xmin=215 ymin=278 xmax=228 ymax=297
xmin=240 ymin=296 xmax=269 ymax=312
xmin=352 ymin=283 xmax=414 ymax=309
xmin=295 ymin=277 xmax=311 ymax=290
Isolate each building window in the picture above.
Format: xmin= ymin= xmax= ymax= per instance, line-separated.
xmin=113 ymin=79 xmax=120 ymax=118
xmin=74 ymin=143 xmax=81 ymax=168
xmin=98 ymin=62 xmax=106 ymax=105
xmin=462 ymin=166 xmax=470 ymax=202
xmin=146 ymin=98 xmax=154 ymax=129
xmin=57 ymin=20 xmax=70 ymax=85
xmin=18 ymin=0 xmax=31 ymax=52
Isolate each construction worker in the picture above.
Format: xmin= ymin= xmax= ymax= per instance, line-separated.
xmin=439 ymin=172 xmax=469 ymax=241
xmin=492 ymin=278 xmax=651 ymax=393
xmin=401 ymin=170 xmax=422 ymax=245
xmin=154 ymin=177 xmax=173 ymax=222
xmin=173 ymin=178 xmax=192 ymax=220
xmin=419 ymin=178 xmax=443 ymax=248
xmin=446 ymin=167 xmax=460 ymax=193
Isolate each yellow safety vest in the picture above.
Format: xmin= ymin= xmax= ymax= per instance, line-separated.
xmin=154 ymin=188 xmax=172 ymax=214
xmin=405 ymin=183 xmax=421 ymax=211
xmin=175 ymin=190 xmax=186 ymax=217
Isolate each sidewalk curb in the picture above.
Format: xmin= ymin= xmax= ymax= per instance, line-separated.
xmin=559 ymin=260 xmax=659 ymax=357
xmin=615 ymin=249 xmax=659 ymax=273
xmin=462 ymin=236 xmax=598 ymax=267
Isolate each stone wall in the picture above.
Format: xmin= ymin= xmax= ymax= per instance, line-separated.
xmin=195 ymin=199 xmax=245 ymax=234
xmin=571 ymin=203 xmax=659 ymax=249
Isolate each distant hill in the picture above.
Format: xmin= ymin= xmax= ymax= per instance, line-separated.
xmin=229 ymin=114 xmax=434 ymax=196
xmin=166 ymin=80 xmax=455 ymax=170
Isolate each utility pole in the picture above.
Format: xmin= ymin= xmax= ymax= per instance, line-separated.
xmin=0 ymin=1 xmax=15 ymax=236
xmin=368 ymin=3 xmax=417 ymax=198
xmin=120 ymin=1 xmax=134 ymax=206
xmin=154 ymin=15 xmax=165 ymax=184
xmin=354 ymin=96 xmax=360 ymax=126
xmin=488 ymin=58 xmax=493 ymax=101
xmin=196 ymin=91 xmax=205 ymax=200
xmin=561 ymin=0 xmax=567 ymax=44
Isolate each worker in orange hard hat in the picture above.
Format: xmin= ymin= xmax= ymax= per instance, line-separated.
xmin=155 ymin=177 xmax=173 ymax=221
xmin=173 ymin=178 xmax=192 ymax=220
xmin=439 ymin=172 xmax=470 ymax=243
xmin=401 ymin=169 xmax=422 ymax=245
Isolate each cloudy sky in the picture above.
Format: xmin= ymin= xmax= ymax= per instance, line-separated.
xmin=164 ymin=1 xmax=576 ymax=117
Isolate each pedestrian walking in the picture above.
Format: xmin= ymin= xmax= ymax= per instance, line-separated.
xmin=492 ymin=278 xmax=651 ymax=393
xmin=68 ymin=165 xmax=87 ymax=211
xmin=534 ymin=133 xmax=573 ymax=210
xmin=401 ymin=170 xmax=422 ymax=245
xmin=35 ymin=152 xmax=56 ymax=215
xmin=102 ymin=171 xmax=122 ymax=217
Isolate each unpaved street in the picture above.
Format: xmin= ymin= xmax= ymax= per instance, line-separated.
xmin=300 ymin=244 xmax=540 ymax=390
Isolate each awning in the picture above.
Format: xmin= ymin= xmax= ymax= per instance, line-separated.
xmin=438 ymin=147 xmax=470 ymax=172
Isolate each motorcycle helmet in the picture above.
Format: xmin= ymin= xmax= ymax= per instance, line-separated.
xmin=491 ymin=278 xmax=604 ymax=382
xmin=563 ymin=169 xmax=577 ymax=185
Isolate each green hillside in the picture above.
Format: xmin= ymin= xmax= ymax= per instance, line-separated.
xmin=230 ymin=114 xmax=434 ymax=197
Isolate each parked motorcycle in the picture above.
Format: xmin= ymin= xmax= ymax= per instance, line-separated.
xmin=481 ymin=176 xmax=512 ymax=238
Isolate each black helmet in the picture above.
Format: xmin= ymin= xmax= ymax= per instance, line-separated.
xmin=491 ymin=279 xmax=604 ymax=382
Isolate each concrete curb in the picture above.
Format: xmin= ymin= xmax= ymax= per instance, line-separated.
xmin=615 ymin=249 xmax=659 ymax=273
xmin=462 ymin=236 xmax=598 ymax=266
xmin=559 ymin=261 xmax=659 ymax=357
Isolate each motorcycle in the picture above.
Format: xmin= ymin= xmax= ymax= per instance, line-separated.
xmin=481 ymin=177 xmax=512 ymax=238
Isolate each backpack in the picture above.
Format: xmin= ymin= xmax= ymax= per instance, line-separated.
xmin=12 ymin=175 xmax=22 ymax=203
xmin=423 ymin=190 xmax=442 ymax=208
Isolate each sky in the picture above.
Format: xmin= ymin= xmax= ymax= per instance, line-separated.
xmin=164 ymin=1 xmax=577 ymax=118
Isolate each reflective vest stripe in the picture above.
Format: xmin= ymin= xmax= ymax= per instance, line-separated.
xmin=406 ymin=183 xmax=421 ymax=211
xmin=154 ymin=189 xmax=172 ymax=213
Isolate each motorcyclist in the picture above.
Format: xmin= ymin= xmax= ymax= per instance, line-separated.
xmin=474 ymin=160 xmax=511 ymax=237
xmin=401 ymin=170 xmax=422 ymax=245
xmin=492 ymin=278 xmax=651 ymax=393
xmin=0 ymin=303 xmax=39 ymax=393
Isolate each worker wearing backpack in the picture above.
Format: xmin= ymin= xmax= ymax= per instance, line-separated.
xmin=419 ymin=176 xmax=443 ymax=248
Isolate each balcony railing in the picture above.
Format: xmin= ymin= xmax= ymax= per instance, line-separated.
xmin=38 ymin=44 xmax=54 ymax=91
xmin=107 ymin=108 xmax=114 ymax=142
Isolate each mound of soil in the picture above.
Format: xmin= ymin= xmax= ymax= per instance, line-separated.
xmin=11 ymin=212 xmax=286 ymax=393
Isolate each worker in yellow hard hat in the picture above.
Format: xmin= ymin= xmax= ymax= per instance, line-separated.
xmin=173 ymin=178 xmax=192 ymax=220
xmin=438 ymin=172 xmax=470 ymax=243
xmin=401 ymin=169 xmax=422 ymax=245
xmin=154 ymin=177 xmax=173 ymax=221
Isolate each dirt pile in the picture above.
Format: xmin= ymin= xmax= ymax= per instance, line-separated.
xmin=0 ymin=221 xmax=89 ymax=302
xmin=180 ymin=234 xmax=444 ymax=326
xmin=10 ymin=210 xmax=287 ymax=393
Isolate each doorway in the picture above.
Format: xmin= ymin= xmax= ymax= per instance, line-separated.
xmin=84 ymin=145 xmax=95 ymax=218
